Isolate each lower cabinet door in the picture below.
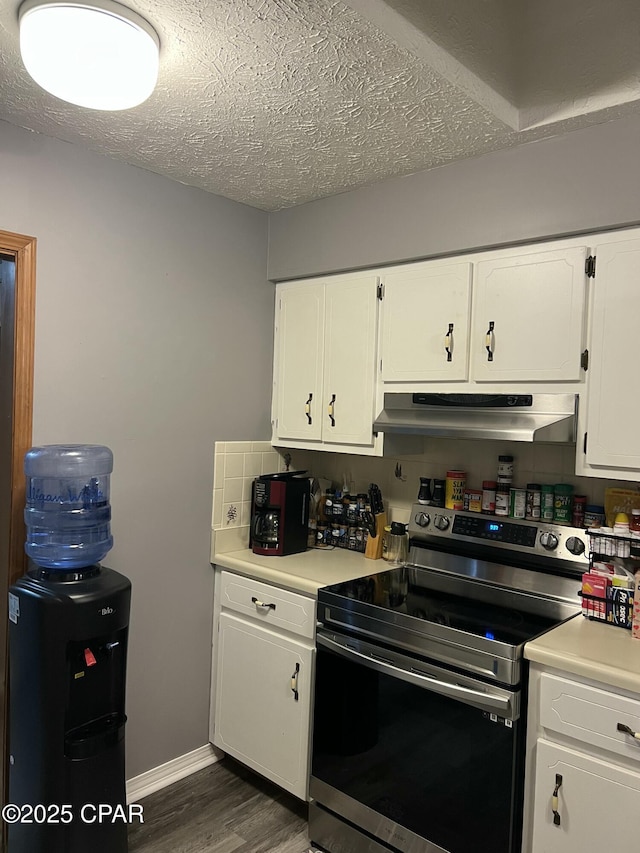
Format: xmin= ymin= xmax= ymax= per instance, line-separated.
xmin=531 ymin=738 xmax=640 ymax=852
xmin=213 ymin=611 xmax=313 ymax=800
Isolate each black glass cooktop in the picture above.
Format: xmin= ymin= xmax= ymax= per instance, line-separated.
xmin=320 ymin=566 xmax=558 ymax=647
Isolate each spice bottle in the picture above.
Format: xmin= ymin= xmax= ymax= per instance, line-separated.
xmin=525 ymin=484 xmax=541 ymax=520
xmin=553 ymin=484 xmax=573 ymax=525
xmin=541 ymin=485 xmax=554 ymax=522
xmin=630 ymin=509 xmax=640 ymax=560
xmin=497 ymin=455 xmax=514 ymax=484
xmin=432 ymin=479 xmax=445 ymax=508
xmin=509 ymin=487 xmax=526 ymax=519
xmin=445 ymin=470 xmax=466 ymax=510
xmin=571 ymin=495 xmax=587 ymax=528
xmin=495 ymin=483 xmax=510 ymax=516
xmin=482 ymin=481 xmax=496 ymax=514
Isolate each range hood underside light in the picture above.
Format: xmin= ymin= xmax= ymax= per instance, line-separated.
xmin=373 ymin=393 xmax=578 ymax=444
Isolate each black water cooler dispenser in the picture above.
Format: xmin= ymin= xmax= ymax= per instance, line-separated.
xmin=8 ymin=445 xmax=131 ymax=853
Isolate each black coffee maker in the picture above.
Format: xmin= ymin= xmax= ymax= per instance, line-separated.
xmin=251 ymin=471 xmax=309 ymax=556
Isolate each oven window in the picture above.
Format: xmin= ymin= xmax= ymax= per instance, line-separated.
xmin=312 ymin=645 xmax=523 ymax=853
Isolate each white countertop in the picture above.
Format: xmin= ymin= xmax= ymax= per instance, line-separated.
xmin=214 ymin=547 xmax=640 ymax=694
xmin=212 ymin=547 xmax=389 ymax=596
xmin=525 ymin=616 xmax=640 ymax=694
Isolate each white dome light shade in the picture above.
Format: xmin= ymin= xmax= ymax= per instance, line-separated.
xmin=18 ymin=0 xmax=160 ymax=110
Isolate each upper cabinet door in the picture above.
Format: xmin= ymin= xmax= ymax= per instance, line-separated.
xmin=322 ymin=273 xmax=379 ymax=447
xmin=584 ymin=237 xmax=640 ymax=470
xmin=275 ymin=281 xmax=325 ymax=442
xmin=381 ymin=261 xmax=472 ymax=382
xmin=471 ymin=246 xmax=588 ymax=382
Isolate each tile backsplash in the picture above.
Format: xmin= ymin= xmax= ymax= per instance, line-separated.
xmin=211 ymin=437 xmax=639 ymax=558
xmin=210 ymin=441 xmax=310 ymax=555
xmin=298 ymin=438 xmax=639 ymax=527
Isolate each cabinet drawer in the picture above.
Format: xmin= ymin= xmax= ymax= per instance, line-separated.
xmin=219 ymin=571 xmax=315 ymax=640
xmin=539 ymin=672 xmax=640 ymax=763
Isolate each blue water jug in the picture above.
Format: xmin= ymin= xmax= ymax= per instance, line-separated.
xmin=24 ymin=445 xmax=113 ymax=570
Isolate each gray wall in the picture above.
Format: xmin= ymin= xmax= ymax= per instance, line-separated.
xmin=0 ymin=120 xmax=273 ymax=778
xmin=267 ymin=112 xmax=640 ymax=280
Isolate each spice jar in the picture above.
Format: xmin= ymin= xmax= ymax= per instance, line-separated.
xmin=482 ymin=481 xmax=496 ymax=514
xmin=584 ymin=505 xmax=605 ymax=529
xmin=541 ymin=485 xmax=554 ymax=522
xmin=630 ymin=509 xmax=640 ymax=560
xmin=571 ymin=495 xmax=587 ymax=528
xmin=497 ymin=455 xmax=514 ymax=483
xmin=525 ymin=484 xmax=541 ymax=520
xmin=445 ymin=470 xmax=466 ymax=511
xmin=432 ymin=479 xmax=445 ymax=507
xmin=495 ymin=483 xmax=510 ymax=516
xmin=509 ymin=487 xmax=526 ymax=519
xmin=553 ymin=484 xmax=573 ymax=525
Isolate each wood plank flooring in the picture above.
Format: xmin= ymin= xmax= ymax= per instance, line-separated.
xmin=128 ymin=757 xmax=319 ymax=853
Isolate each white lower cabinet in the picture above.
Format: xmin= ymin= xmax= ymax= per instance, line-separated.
xmin=532 ymin=739 xmax=640 ymax=851
xmin=211 ymin=571 xmax=315 ymax=800
xmin=526 ymin=666 xmax=640 ymax=853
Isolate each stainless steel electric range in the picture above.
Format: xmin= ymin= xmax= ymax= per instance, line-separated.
xmin=309 ymin=507 xmax=589 ymax=853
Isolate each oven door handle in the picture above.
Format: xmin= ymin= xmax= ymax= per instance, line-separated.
xmin=317 ymin=632 xmax=516 ymax=718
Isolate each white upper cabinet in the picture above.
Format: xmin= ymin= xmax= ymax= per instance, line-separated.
xmin=581 ymin=234 xmax=640 ymax=473
xmin=379 ymin=243 xmax=589 ymax=389
xmin=471 ymin=246 xmax=589 ymax=382
xmin=275 ymin=281 xmax=325 ymax=442
xmin=273 ymin=272 xmax=379 ymax=450
xmin=381 ymin=260 xmax=472 ymax=382
xmin=322 ymin=275 xmax=379 ymax=446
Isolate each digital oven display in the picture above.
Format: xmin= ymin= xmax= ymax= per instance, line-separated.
xmin=452 ymin=515 xmax=538 ymax=547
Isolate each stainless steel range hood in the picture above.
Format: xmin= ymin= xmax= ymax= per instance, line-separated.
xmin=374 ymin=393 xmax=577 ymax=443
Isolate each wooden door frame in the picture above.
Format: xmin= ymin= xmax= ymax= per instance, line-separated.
xmin=0 ymin=231 xmax=35 ymax=834
xmin=1 ymin=230 xmax=36 ymax=586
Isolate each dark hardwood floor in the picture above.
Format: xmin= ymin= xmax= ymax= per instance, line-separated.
xmin=128 ymin=757 xmax=318 ymax=853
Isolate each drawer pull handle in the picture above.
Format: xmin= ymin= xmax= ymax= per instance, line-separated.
xmin=251 ymin=597 xmax=276 ymax=612
xmin=290 ymin=662 xmax=300 ymax=701
xmin=444 ymin=323 xmax=454 ymax=362
xmin=328 ymin=394 xmax=336 ymax=427
xmin=305 ymin=393 xmax=313 ymax=425
xmin=617 ymin=722 xmax=640 ymax=741
xmin=485 ymin=321 xmax=495 ymax=362
xmin=552 ymin=774 xmax=562 ymax=826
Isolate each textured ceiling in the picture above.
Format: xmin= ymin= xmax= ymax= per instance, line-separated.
xmin=0 ymin=0 xmax=639 ymax=211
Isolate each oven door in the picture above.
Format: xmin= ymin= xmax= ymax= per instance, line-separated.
xmin=311 ymin=629 xmax=524 ymax=853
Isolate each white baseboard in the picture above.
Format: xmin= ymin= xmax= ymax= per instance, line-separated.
xmin=126 ymin=743 xmax=223 ymax=803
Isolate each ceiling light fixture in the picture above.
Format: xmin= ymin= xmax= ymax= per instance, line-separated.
xmin=18 ymin=0 xmax=160 ymax=111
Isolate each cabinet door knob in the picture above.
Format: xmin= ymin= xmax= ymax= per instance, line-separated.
xmin=552 ymin=773 xmax=562 ymax=826
xmin=485 ymin=321 xmax=495 ymax=362
xmin=444 ymin=323 xmax=454 ymax=362
xmin=290 ymin=662 xmax=300 ymax=701
xmin=305 ymin=393 xmax=313 ymax=425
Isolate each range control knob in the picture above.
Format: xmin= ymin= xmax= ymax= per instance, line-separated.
xmin=540 ymin=531 xmax=559 ymax=551
xmin=433 ymin=515 xmax=450 ymax=531
xmin=566 ymin=536 xmax=586 ymax=556
xmin=414 ymin=512 xmax=431 ymax=528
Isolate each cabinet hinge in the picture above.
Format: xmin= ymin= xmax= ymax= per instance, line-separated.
xmin=583 ymin=432 xmax=588 ymax=454
xmin=377 ymin=282 xmax=384 ymax=300
xmin=585 ymin=255 xmax=596 ymax=277
xmin=580 ymin=349 xmax=589 ymax=371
